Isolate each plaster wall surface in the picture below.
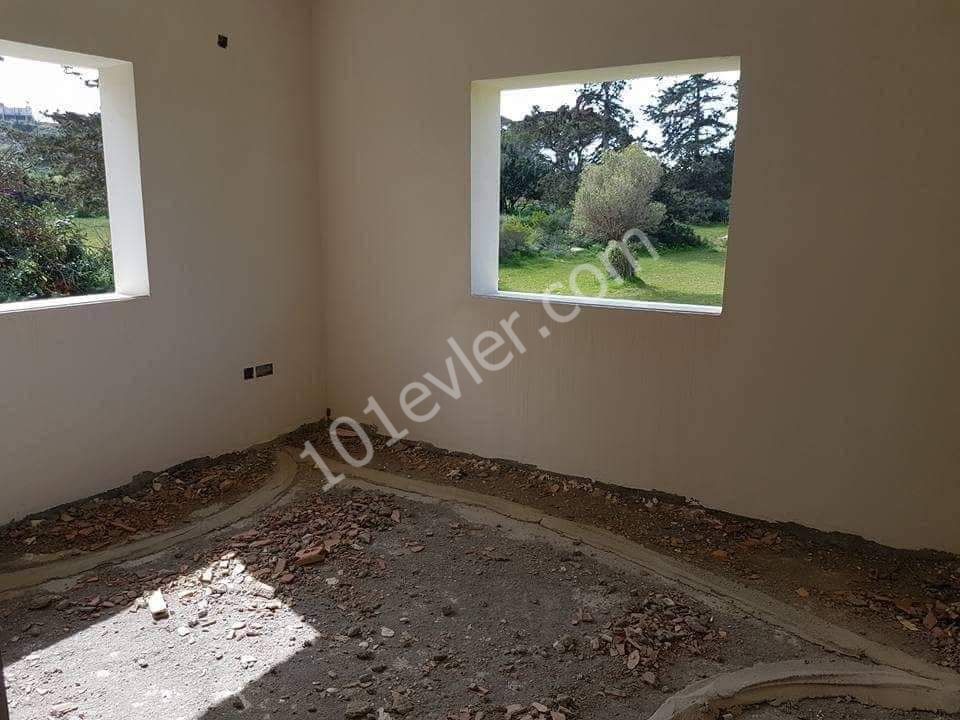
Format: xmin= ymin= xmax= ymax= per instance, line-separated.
xmin=311 ymin=0 xmax=960 ymax=552
xmin=0 ymin=0 xmax=324 ymax=521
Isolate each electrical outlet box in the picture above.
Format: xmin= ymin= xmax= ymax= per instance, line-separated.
xmin=243 ymin=367 xmax=255 ymax=380
xmin=255 ymin=363 xmax=274 ymax=378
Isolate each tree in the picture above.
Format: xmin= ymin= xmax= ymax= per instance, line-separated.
xmin=500 ymin=118 xmax=550 ymax=212
xmin=504 ymin=81 xmax=640 ymax=208
xmin=643 ymin=74 xmax=733 ymax=165
xmin=519 ymin=105 xmax=602 ymax=172
xmin=571 ymin=145 xmax=666 ymax=245
xmin=511 ymin=100 xmax=629 ymax=207
xmin=576 ymin=80 xmax=634 ymax=153
xmin=654 ymin=144 xmax=735 ymax=224
xmin=28 ymin=112 xmax=107 ymax=216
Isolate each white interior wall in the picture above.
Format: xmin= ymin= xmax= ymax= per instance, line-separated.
xmin=0 ymin=0 xmax=324 ymax=521
xmin=311 ymin=0 xmax=960 ymax=553
xmin=1 ymin=0 xmax=957 ymax=555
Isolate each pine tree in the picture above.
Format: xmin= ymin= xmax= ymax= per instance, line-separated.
xmin=576 ymin=80 xmax=634 ymax=153
xmin=643 ymin=74 xmax=733 ymax=164
xmin=512 ymin=103 xmax=615 ymax=206
xmin=500 ymin=117 xmax=550 ymax=212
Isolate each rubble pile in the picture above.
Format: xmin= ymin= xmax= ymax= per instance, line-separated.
xmin=865 ymin=593 xmax=960 ymax=668
xmin=10 ymin=491 xmax=403 ymax=638
xmin=591 ymin=593 xmax=722 ymax=684
xmin=207 ymin=491 xmax=402 ymax=589
xmin=445 ymin=697 xmax=576 ymax=720
xmin=0 ymin=447 xmax=276 ymax=555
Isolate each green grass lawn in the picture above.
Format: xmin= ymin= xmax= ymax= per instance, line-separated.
xmin=691 ymin=223 xmax=729 ymax=250
xmin=499 ymin=225 xmax=727 ymax=307
xmin=72 ymin=216 xmax=111 ymax=250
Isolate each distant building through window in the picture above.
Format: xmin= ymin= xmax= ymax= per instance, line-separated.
xmin=0 ymin=102 xmax=36 ymax=127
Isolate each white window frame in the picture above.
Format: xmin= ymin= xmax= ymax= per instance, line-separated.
xmin=0 ymin=39 xmax=149 ymax=315
xmin=470 ymin=56 xmax=739 ymax=316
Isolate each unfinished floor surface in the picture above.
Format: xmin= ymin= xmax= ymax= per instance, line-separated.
xmin=1 ymin=458 xmax=958 ymax=720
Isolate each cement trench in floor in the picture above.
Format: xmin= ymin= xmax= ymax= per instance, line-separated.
xmin=1 ymin=447 xmax=958 ymax=720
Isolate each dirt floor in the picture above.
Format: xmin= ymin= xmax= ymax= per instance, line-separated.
xmin=1 ymin=426 xmax=959 ymax=719
xmin=0 ymin=444 xmax=277 ymax=560
xmin=5 ymin=463 xmax=934 ymax=720
xmin=289 ymin=423 xmax=960 ymax=674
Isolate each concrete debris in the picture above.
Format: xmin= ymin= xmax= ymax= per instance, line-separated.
xmin=592 ymin=593 xmax=721 ymax=675
xmin=345 ymin=700 xmax=373 ymax=718
xmin=0 ymin=446 xmax=275 ymax=555
xmin=147 ymin=590 xmax=168 ymax=619
xmin=48 ymin=702 xmax=79 ymax=717
xmin=452 ymin=699 xmax=573 ymax=720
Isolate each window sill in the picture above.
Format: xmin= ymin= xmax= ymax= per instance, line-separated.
xmin=0 ymin=292 xmax=147 ymax=316
xmin=474 ymin=290 xmax=723 ymax=316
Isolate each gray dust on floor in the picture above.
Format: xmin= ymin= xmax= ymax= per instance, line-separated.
xmin=1 ymin=477 xmax=845 ymax=719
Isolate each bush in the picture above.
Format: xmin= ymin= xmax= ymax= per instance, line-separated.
xmin=0 ymin=148 xmax=113 ymax=302
xmin=658 ymin=187 xmax=728 ymax=224
xmin=650 ymin=216 xmax=702 ymax=249
xmin=0 ymin=196 xmax=113 ymax=302
xmin=499 ymin=215 xmax=534 ymax=259
xmin=511 ymin=199 xmax=552 ymax=219
xmin=571 ymin=145 xmax=666 ymax=245
xmin=603 ymin=240 xmax=641 ymax=282
xmin=529 ymin=207 xmax=577 ymax=255
xmin=500 ymin=208 xmax=580 ymax=257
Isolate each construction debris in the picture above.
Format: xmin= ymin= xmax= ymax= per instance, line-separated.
xmin=0 ymin=446 xmax=276 ymax=556
xmin=305 ymin=424 xmax=960 ymax=670
xmin=147 ymin=590 xmax=168 ymax=619
xmin=592 ymin=593 xmax=722 ymax=676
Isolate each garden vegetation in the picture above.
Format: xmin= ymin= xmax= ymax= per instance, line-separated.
xmin=499 ymin=73 xmax=737 ymax=303
xmin=0 ymin=104 xmax=112 ymax=303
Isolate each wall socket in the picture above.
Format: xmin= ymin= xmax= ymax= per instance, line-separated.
xmin=243 ymin=363 xmax=273 ymax=381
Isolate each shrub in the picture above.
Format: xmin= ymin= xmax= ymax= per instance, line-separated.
xmin=650 ymin=216 xmax=702 ymax=249
xmin=571 ymin=145 xmax=666 ymax=245
xmin=658 ymin=187 xmax=728 ymax=224
xmin=510 ymin=199 xmax=552 ymax=222
xmin=0 ymin=196 xmax=114 ymax=302
xmin=603 ymin=240 xmax=640 ymax=282
xmin=529 ymin=207 xmax=577 ymax=255
xmin=0 ymin=148 xmax=114 ymax=303
xmin=499 ymin=215 xmax=534 ymax=259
